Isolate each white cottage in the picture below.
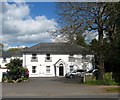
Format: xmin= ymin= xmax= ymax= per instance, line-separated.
xmin=0 ymin=50 xmax=23 ymax=81
xmin=22 ymin=43 xmax=94 ymax=77
xmin=0 ymin=50 xmax=23 ymax=68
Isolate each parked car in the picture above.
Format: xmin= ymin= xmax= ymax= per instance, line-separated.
xmin=65 ymin=69 xmax=86 ymax=78
xmin=86 ymin=69 xmax=98 ymax=75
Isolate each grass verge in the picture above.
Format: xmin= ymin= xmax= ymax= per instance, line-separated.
xmin=104 ymin=87 xmax=120 ymax=93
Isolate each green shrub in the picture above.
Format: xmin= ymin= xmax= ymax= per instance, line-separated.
xmin=85 ymin=75 xmax=96 ymax=82
xmin=3 ymin=59 xmax=29 ymax=83
xmin=84 ymin=72 xmax=118 ymax=85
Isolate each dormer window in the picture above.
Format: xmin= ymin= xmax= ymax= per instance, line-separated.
xmin=2 ymin=58 xmax=7 ymax=63
xmin=31 ymin=54 xmax=38 ymax=62
xmin=45 ymin=54 xmax=52 ymax=62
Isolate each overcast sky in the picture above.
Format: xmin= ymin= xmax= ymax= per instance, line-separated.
xmin=1 ymin=2 xmax=58 ymax=50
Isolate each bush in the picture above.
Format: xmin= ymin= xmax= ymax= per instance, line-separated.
xmin=84 ymin=72 xmax=118 ymax=85
xmin=3 ymin=59 xmax=29 ymax=83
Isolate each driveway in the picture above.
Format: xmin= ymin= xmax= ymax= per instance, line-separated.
xmin=2 ymin=77 xmax=119 ymax=98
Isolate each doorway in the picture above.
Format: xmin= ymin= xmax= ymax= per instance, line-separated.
xmin=59 ymin=64 xmax=64 ymax=76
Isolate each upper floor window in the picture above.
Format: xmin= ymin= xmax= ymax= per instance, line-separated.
xmin=68 ymin=54 xmax=75 ymax=62
xmin=2 ymin=58 xmax=7 ymax=63
xmin=70 ymin=54 xmax=74 ymax=57
xmin=31 ymin=54 xmax=38 ymax=62
xmin=45 ymin=54 xmax=52 ymax=62
xmin=70 ymin=65 xmax=74 ymax=72
xmin=32 ymin=54 xmax=37 ymax=59
xmin=32 ymin=66 xmax=36 ymax=73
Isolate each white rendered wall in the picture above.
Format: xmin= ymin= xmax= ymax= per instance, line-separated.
xmin=0 ymin=56 xmax=23 ymax=68
xmin=23 ymin=53 xmax=94 ymax=77
xmin=0 ymin=58 xmax=11 ymax=68
xmin=0 ymin=68 xmax=7 ymax=82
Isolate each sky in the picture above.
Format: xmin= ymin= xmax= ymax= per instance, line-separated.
xmin=1 ymin=1 xmax=99 ymax=50
xmin=1 ymin=2 xmax=59 ymax=50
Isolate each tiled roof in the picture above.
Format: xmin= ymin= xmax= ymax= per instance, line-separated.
xmin=0 ymin=49 xmax=23 ymax=58
xmin=23 ymin=43 xmax=91 ymax=55
xmin=0 ymin=51 xmax=12 ymax=58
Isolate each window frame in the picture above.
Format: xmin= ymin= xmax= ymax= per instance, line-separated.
xmin=46 ymin=66 xmax=50 ymax=73
xmin=31 ymin=54 xmax=38 ymax=62
xmin=70 ymin=65 xmax=74 ymax=72
xmin=32 ymin=66 xmax=36 ymax=73
xmin=45 ymin=54 xmax=52 ymax=62
xmin=2 ymin=58 xmax=7 ymax=63
xmin=68 ymin=54 xmax=75 ymax=62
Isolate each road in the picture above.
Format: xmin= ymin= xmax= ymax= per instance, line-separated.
xmin=2 ymin=77 xmax=119 ymax=99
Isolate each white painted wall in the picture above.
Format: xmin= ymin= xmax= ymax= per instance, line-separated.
xmin=0 ymin=68 xmax=7 ymax=82
xmin=0 ymin=53 xmax=94 ymax=78
xmin=23 ymin=53 xmax=94 ymax=77
xmin=0 ymin=58 xmax=11 ymax=68
xmin=0 ymin=57 xmax=23 ymax=68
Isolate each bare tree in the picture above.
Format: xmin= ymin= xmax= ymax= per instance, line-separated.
xmin=56 ymin=2 xmax=119 ymax=80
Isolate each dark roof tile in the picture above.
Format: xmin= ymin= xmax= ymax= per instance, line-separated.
xmin=23 ymin=43 xmax=91 ymax=54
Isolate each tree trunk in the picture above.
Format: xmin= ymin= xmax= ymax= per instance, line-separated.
xmin=98 ymin=21 xmax=105 ymax=81
xmin=98 ymin=55 xmax=105 ymax=80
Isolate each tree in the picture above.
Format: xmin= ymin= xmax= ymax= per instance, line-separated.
xmin=56 ymin=2 xmax=119 ymax=80
xmin=106 ymin=2 xmax=120 ymax=83
xmin=7 ymin=48 xmax=22 ymax=52
xmin=56 ymin=2 xmax=89 ymax=46
xmin=5 ymin=59 xmax=23 ymax=80
xmin=3 ymin=59 xmax=29 ymax=83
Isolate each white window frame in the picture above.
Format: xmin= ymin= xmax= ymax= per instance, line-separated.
xmin=45 ymin=54 xmax=52 ymax=62
xmin=31 ymin=54 xmax=38 ymax=62
xmin=68 ymin=54 xmax=75 ymax=62
xmin=70 ymin=65 xmax=74 ymax=72
xmin=46 ymin=66 xmax=50 ymax=73
xmin=32 ymin=66 xmax=36 ymax=73
xmin=2 ymin=58 xmax=7 ymax=63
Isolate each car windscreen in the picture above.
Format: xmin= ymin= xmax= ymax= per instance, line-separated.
xmin=77 ymin=70 xmax=85 ymax=72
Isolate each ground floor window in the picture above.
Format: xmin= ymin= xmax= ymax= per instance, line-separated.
xmin=46 ymin=66 xmax=50 ymax=73
xmin=70 ymin=65 xmax=74 ymax=72
xmin=32 ymin=66 xmax=36 ymax=73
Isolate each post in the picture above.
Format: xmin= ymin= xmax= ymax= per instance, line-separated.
xmin=83 ymin=63 xmax=86 ymax=83
xmin=0 ymin=69 xmax=3 ymax=82
xmin=82 ymin=55 xmax=87 ymax=83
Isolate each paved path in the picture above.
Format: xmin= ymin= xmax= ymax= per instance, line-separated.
xmin=2 ymin=77 xmax=119 ymax=98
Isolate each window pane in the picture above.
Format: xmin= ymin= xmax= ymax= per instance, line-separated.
xmin=32 ymin=57 xmax=37 ymax=59
xmin=31 ymin=54 xmax=38 ymax=62
xmin=32 ymin=54 xmax=37 ymax=56
xmin=32 ymin=66 xmax=36 ymax=73
xmin=68 ymin=54 xmax=75 ymax=62
xmin=45 ymin=54 xmax=52 ymax=62
xmin=2 ymin=58 xmax=7 ymax=63
xmin=46 ymin=66 xmax=50 ymax=73
xmin=46 ymin=54 xmax=50 ymax=56
xmin=70 ymin=54 xmax=74 ymax=57
xmin=70 ymin=66 xmax=73 ymax=72
xmin=46 ymin=56 xmax=50 ymax=60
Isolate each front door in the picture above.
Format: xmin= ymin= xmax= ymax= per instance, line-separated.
xmin=59 ymin=66 xmax=64 ymax=76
